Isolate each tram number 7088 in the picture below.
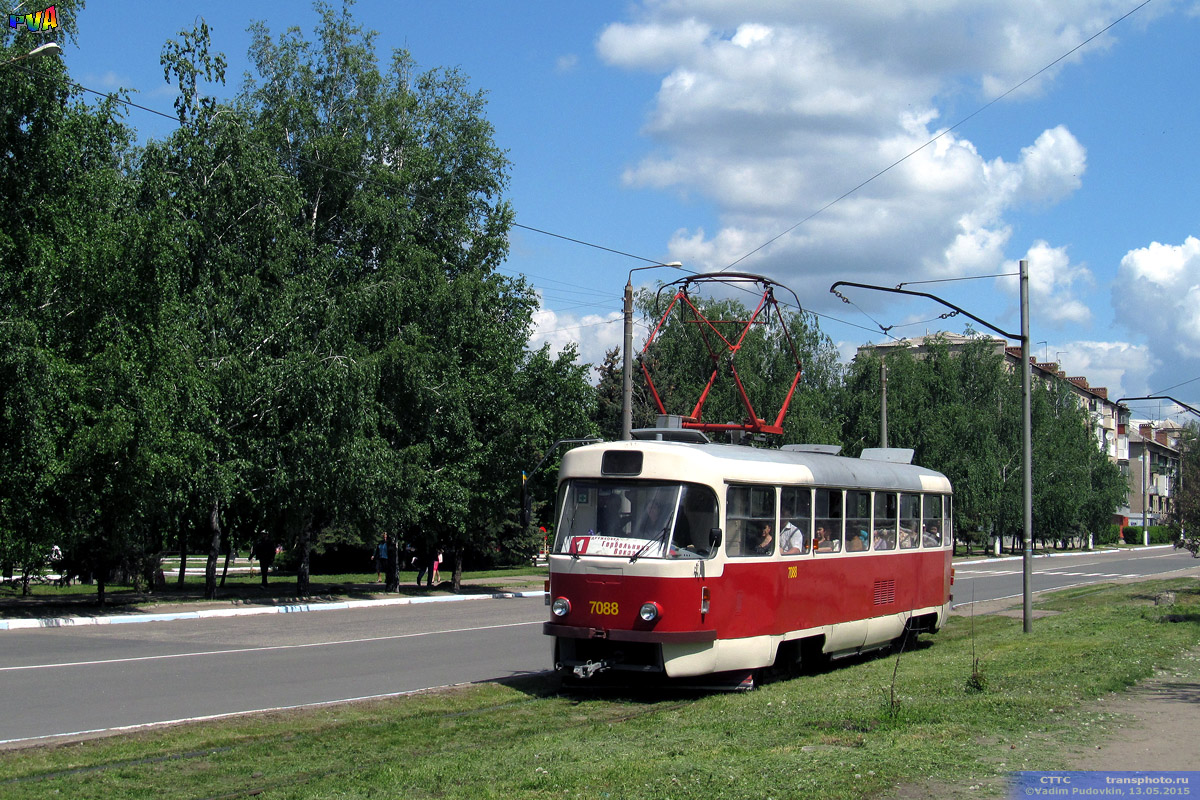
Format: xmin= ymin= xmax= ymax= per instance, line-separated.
xmin=589 ymin=601 xmax=619 ymax=616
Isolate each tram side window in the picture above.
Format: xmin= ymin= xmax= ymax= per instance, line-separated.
xmin=845 ymin=490 xmax=871 ymax=552
xmin=813 ymin=488 xmax=842 ymax=553
xmin=780 ymin=487 xmax=811 ymax=555
xmin=873 ymin=492 xmax=898 ymax=550
xmin=898 ymin=492 xmax=921 ymax=549
xmin=727 ymin=485 xmax=776 ymax=558
xmin=923 ymin=495 xmax=945 ymax=547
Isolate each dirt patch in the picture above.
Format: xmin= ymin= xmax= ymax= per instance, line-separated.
xmin=1061 ymin=670 xmax=1200 ymax=771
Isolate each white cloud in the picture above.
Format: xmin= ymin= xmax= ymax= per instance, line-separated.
xmin=528 ymin=295 xmax=624 ymax=381
xmin=1048 ymin=340 xmax=1158 ymax=402
xmin=993 ymin=240 xmax=1094 ymax=326
xmin=1114 ymin=236 xmax=1200 ymax=358
xmin=595 ymin=2 xmax=1117 ymax=315
xmin=584 ymin=1 xmax=1200 ymax=407
xmin=596 ymin=17 xmax=712 ymax=70
xmin=1017 ymin=126 xmax=1087 ymax=204
xmin=555 ymin=53 xmax=579 ymax=73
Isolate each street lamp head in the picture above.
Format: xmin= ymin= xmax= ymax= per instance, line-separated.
xmin=2 ymin=41 xmax=62 ymax=67
xmin=27 ymin=42 xmax=61 ymax=59
xmin=627 ymin=261 xmax=683 ymax=285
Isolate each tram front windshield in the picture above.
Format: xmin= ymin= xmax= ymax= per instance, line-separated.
xmin=553 ymin=480 xmax=719 ymax=560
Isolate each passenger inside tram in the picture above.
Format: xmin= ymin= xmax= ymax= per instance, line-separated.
xmin=780 ymin=520 xmax=806 ymax=554
xmin=814 ymin=524 xmax=840 ymax=552
xmin=748 ymin=522 xmax=774 ymax=555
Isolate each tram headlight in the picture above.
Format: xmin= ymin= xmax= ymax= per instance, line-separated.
xmin=551 ymin=597 xmax=571 ymax=617
xmin=638 ymin=601 xmax=662 ymax=622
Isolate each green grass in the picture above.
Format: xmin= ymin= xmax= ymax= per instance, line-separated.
xmin=2 ymin=579 xmax=1198 ymax=799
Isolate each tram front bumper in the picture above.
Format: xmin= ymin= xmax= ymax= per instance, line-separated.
xmin=543 ymin=622 xmax=717 ymax=644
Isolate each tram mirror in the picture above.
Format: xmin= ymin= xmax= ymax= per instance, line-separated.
xmin=709 ymin=527 xmax=722 ymax=549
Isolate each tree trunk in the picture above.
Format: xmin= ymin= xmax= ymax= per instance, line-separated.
xmin=204 ymin=498 xmax=221 ymax=600
xmin=385 ymin=536 xmax=399 ymax=592
xmin=177 ymin=521 xmax=190 ymax=586
xmin=254 ymin=537 xmax=276 ymax=587
xmin=296 ymin=521 xmax=312 ymax=597
xmin=451 ymin=548 xmax=462 ymax=593
xmin=219 ymin=545 xmax=232 ymax=587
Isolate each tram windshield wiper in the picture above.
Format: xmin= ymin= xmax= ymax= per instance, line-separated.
xmin=629 ymin=526 xmax=669 ymax=563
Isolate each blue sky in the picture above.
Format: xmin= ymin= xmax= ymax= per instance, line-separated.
xmin=42 ymin=0 xmax=1200 ymax=422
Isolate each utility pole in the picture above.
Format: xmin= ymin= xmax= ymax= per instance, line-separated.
xmin=1142 ymin=443 xmax=1149 ymax=544
xmin=1020 ymin=259 xmax=1033 ymax=633
xmin=880 ymin=360 xmax=888 ymax=448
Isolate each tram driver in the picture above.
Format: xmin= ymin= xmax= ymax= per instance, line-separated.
xmin=637 ymin=496 xmax=672 ymax=539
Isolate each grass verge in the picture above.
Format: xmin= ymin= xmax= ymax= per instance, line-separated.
xmin=2 ymin=579 xmax=1198 ymax=799
xmin=0 ymin=566 xmax=547 ymax=617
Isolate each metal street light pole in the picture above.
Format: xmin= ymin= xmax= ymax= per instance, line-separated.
xmin=831 ymin=258 xmax=1035 ymax=632
xmin=1019 ymin=259 xmax=1033 ymax=631
xmin=622 ymin=262 xmax=683 ymax=440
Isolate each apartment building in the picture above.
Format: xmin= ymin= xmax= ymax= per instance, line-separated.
xmin=1122 ymin=423 xmax=1181 ymax=527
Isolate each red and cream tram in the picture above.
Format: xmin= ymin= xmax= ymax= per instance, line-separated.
xmin=543 ymin=430 xmax=953 ymax=685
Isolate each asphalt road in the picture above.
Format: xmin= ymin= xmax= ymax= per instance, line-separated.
xmin=951 ymin=545 xmax=1199 ymax=608
xmin=0 ymin=596 xmax=549 ymax=746
xmin=1 ymin=546 xmax=1196 ymax=747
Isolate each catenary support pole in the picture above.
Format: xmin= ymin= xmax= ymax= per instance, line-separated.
xmin=881 ymin=361 xmax=888 ymax=448
xmin=1020 ymin=259 xmax=1033 ymax=634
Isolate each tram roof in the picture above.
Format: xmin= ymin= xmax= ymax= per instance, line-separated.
xmin=561 ymin=439 xmax=952 ymax=494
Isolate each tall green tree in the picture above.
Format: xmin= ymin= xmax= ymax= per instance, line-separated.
xmin=841 ymin=336 xmax=1124 ymax=551
xmin=0 ymin=0 xmax=172 ymax=602
xmin=1170 ymin=424 xmax=1200 ymax=557
xmin=236 ymin=1 xmax=590 ymax=593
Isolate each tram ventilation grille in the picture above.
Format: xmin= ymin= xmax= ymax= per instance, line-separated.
xmin=873 ymin=579 xmax=896 ymax=606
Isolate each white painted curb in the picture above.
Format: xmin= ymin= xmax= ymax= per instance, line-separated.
xmin=0 ymin=590 xmax=546 ymax=632
xmin=955 ymin=543 xmax=1176 ymax=566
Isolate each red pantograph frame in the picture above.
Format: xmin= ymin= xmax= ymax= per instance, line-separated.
xmin=640 ymin=273 xmax=804 ymax=436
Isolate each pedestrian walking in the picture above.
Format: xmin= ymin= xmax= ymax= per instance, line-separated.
xmin=373 ymin=534 xmax=389 ymax=583
xmin=430 ymin=550 xmax=443 ymax=585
